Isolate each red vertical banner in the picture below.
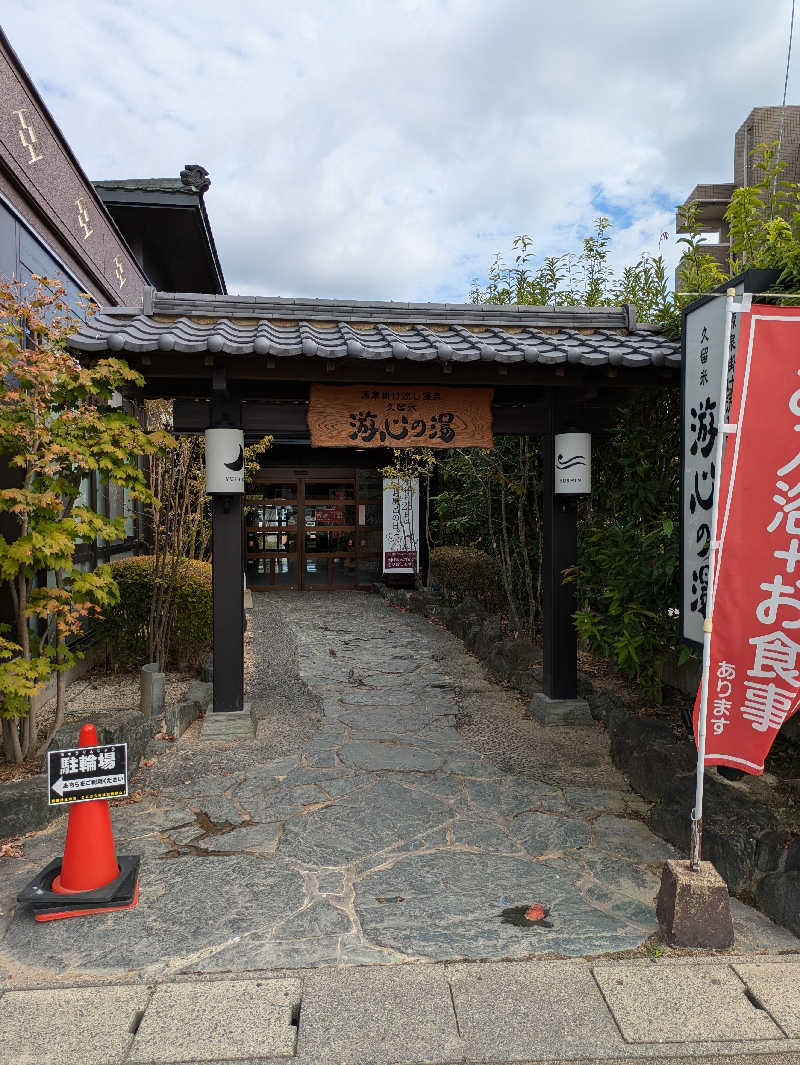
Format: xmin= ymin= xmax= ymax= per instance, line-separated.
xmin=694 ymin=306 xmax=800 ymax=774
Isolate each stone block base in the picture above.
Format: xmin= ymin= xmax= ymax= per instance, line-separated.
xmin=529 ymin=691 xmax=593 ymax=726
xmin=656 ymin=859 xmax=734 ymax=949
xmin=202 ymin=706 xmax=254 ymax=740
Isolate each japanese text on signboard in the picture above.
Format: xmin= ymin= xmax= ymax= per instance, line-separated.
xmin=308 ymin=385 xmax=494 ymax=449
xmin=383 ymin=477 xmax=419 ymax=573
xmin=694 ymin=308 xmax=800 ymax=772
xmin=682 ymin=297 xmax=741 ymax=643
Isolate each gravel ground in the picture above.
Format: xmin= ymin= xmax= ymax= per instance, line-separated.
xmin=42 ymin=672 xmax=193 ymax=718
xmin=137 ymin=594 xmax=325 ymax=790
xmin=244 ymin=592 xmax=325 ymax=759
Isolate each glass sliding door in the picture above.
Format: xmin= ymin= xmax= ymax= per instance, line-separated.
xmin=246 ymin=470 xmax=383 ymax=590
xmin=245 ymin=482 xmax=300 ymax=589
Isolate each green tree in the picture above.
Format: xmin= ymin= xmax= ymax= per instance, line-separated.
xmin=724 ymin=140 xmax=800 ymax=291
xmin=456 ymin=183 xmax=800 ymax=694
xmin=470 ymin=217 xmax=678 ymax=324
xmin=447 ymin=218 xmax=689 ymax=691
xmin=573 ymin=388 xmax=682 ymax=696
xmin=0 ymin=277 xmax=170 ymax=763
xmin=433 ymin=438 xmax=542 ymax=635
xmin=144 ymin=402 xmax=272 ymax=672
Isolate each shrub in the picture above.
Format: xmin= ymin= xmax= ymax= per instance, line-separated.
xmin=96 ymin=556 xmax=213 ymax=670
xmin=429 ymin=546 xmax=498 ymax=606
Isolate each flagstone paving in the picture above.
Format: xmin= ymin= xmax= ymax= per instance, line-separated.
xmin=0 ymin=591 xmax=797 ymax=981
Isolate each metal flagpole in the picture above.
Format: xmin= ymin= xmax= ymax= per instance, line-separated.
xmin=690 ymin=288 xmax=741 ymax=872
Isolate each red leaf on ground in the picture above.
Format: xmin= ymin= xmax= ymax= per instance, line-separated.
xmin=524 ymin=904 xmax=548 ymax=922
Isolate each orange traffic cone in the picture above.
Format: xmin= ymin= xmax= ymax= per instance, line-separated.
xmin=51 ymin=724 xmax=121 ymax=894
xmin=16 ymin=722 xmax=140 ymax=921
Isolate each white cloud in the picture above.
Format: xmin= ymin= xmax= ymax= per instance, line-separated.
xmin=4 ymin=0 xmax=798 ymax=303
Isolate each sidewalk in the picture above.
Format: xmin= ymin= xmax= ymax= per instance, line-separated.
xmin=1 ymin=956 xmax=799 ymax=1064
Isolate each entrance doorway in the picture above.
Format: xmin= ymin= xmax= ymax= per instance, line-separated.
xmin=245 ymin=469 xmax=382 ymax=590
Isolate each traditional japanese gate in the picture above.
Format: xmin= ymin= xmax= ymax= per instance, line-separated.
xmin=70 ymin=291 xmax=680 ymax=716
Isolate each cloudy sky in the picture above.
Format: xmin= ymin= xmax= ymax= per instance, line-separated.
xmin=3 ymin=2 xmax=797 ymax=302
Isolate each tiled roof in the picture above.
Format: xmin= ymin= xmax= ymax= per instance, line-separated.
xmin=93 ymin=178 xmax=186 ymax=194
xmin=93 ymin=166 xmax=211 ymax=197
xmin=68 ymin=293 xmax=681 ymax=369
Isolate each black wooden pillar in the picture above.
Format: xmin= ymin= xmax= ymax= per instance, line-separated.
xmin=542 ymin=391 xmax=579 ymax=700
xmin=210 ymin=386 xmax=244 ymax=713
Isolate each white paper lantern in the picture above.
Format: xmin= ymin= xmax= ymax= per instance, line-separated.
xmin=205 ymin=428 xmax=245 ymax=494
xmin=554 ymin=432 xmax=591 ymax=495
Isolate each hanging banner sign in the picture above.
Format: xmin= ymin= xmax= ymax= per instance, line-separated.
xmin=693 ymin=306 xmax=800 ymax=773
xmin=383 ymin=477 xmax=419 ymax=573
xmin=308 ymin=385 xmax=494 ymax=448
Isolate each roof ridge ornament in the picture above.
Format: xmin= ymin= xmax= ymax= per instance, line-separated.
xmin=180 ymin=164 xmax=211 ymax=195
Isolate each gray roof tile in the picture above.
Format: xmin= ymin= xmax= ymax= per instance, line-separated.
xmin=68 ymin=293 xmax=680 ymax=370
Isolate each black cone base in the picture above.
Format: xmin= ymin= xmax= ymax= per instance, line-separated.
xmin=17 ymin=854 xmax=140 ymax=919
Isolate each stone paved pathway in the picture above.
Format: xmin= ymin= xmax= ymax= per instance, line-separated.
xmin=0 ymin=592 xmax=796 ymax=980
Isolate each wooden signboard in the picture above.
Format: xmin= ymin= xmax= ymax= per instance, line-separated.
xmin=308 ymin=385 xmax=494 ymax=448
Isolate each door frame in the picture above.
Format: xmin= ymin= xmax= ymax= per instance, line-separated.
xmin=245 ymin=467 xmax=381 ymax=590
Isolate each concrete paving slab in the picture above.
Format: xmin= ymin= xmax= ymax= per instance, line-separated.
xmin=0 ymin=984 xmax=149 ymax=1065
xmin=463 ymin=1058 xmax=800 ymax=1065
xmin=449 ymin=959 xmax=625 ymax=1061
xmin=733 ymin=962 xmax=800 ymax=1037
xmin=128 ymin=978 xmax=300 ymax=1062
xmin=296 ymin=963 xmax=463 ymax=1064
xmin=592 ymin=963 xmax=786 ymax=1044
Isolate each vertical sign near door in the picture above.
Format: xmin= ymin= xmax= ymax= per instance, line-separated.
xmin=681 ymin=293 xmax=733 ymax=645
xmin=681 ymin=270 xmax=779 ymax=645
xmin=383 ymin=477 xmax=419 ymax=574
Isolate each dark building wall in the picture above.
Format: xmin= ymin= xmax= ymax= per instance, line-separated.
xmin=0 ymin=196 xmax=86 ymax=307
xmin=0 ymin=30 xmax=147 ymax=305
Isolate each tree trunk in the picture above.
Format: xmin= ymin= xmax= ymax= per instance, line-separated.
xmin=497 ymin=472 xmax=521 ymax=633
xmin=517 ymin=437 xmax=537 ymax=637
xmin=3 ymin=717 xmax=23 ymax=765
xmin=37 ymin=585 xmax=67 ymax=756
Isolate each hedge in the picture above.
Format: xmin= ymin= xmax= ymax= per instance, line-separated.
xmin=95 ymin=555 xmax=212 ymax=670
xmin=429 ymin=545 xmax=498 ymax=606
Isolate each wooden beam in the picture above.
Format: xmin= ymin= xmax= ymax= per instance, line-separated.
xmin=174 ymin=398 xmax=616 ymax=437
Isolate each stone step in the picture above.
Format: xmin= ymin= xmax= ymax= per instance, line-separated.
xmin=202 ymin=708 xmax=254 ymax=740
